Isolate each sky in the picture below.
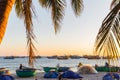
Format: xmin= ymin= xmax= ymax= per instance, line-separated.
xmin=0 ymin=0 xmax=112 ymax=56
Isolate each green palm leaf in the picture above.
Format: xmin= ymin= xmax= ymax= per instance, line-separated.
xmin=94 ymin=2 xmax=120 ymax=65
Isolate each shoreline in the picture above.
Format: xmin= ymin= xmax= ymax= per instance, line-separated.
xmin=11 ymin=72 xmax=112 ymax=80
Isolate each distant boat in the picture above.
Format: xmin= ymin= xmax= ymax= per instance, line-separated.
xmin=47 ymin=56 xmax=57 ymax=59
xmin=70 ymin=55 xmax=81 ymax=59
xmin=4 ymin=56 xmax=15 ymax=59
xmin=83 ymin=55 xmax=101 ymax=59
xmin=57 ymin=56 xmax=69 ymax=60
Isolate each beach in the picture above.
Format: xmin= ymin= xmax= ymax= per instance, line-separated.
xmin=12 ymin=72 xmax=111 ymax=80
xmin=0 ymin=58 xmax=117 ymax=80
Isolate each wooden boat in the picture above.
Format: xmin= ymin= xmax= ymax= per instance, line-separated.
xmin=70 ymin=56 xmax=81 ymax=59
xmin=4 ymin=56 xmax=15 ymax=59
xmin=43 ymin=67 xmax=69 ymax=72
xmin=16 ymin=68 xmax=36 ymax=77
xmin=57 ymin=56 xmax=69 ymax=60
xmin=95 ymin=66 xmax=120 ymax=72
xmin=58 ymin=67 xmax=69 ymax=72
xmin=43 ymin=67 xmax=58 ymax=72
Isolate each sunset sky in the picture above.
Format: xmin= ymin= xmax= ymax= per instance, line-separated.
xmin=0 ymin=0 xmax=112 ymax=56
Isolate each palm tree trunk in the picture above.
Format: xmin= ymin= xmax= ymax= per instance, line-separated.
xmin=0 ymin=0 xmax=15 ymax=43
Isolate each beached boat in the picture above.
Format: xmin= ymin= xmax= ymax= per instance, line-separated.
xmin=43 ymin=67 xmax=69 ymax=72
xmin=43 ymin=67 xmax=58 ymax=72
xmin=58 ymin=67 xmax=69 ymax=72
xmin=95 ymin=66 xmax=120 ymax=72
xmin=16 ymin=68 xmax=36 ymax=77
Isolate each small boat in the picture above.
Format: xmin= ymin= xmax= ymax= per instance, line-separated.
xmin=95 ymin=66 xmax=120 ymax=72
xmin=47 ymin=56 xmax=57 ymax=59
xmin=16 ymin=68 xmax=36 ymax=77
xmin=4 ymin=56 xmax=15 ymax=59
xmin=70 ymin=55 xmax=81 ymax=59
xmin=58 ymin=67 xmax=69 ymax=72
xmin=43 ymin=67 xmax=58 ymax=72
xmin=57 ymin=56 xmax=69 ymax=60
xmin=43 ymin=67 xmax=69 ymax=72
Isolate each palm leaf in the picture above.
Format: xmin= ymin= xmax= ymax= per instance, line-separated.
xmin=0 ymin=0 xmax=15 ymax=43
xmin=15 ymin=0 xmax=36 ymax=67
xmin=39 ymin=0 xmax=65 ymax=33
xmin=110 ymin=0 xmax=120 ymax=10
xmin=94 ymin=2 xmax=120 ymax=65
xmin=51 ymin=0 xmax=65 ymax=33
xmin=23 ymin=0 xmax=36 ymax=67
xmin=14 ymin=0 xmax=23 ymax=18
xmin=71 ymin=0 xmax=83 ymax=16
xmin=39 ymin=0 xmax=52 ymax=8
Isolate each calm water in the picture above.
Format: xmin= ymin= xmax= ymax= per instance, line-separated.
xmin=0 ymin=57 xmax=109 ymax=73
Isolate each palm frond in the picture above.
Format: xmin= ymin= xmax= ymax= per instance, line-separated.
xmin=39 ymin=0 xmax=65 ymax=33
xmin=94 ymin=2 xmax=120 ymax=65
xmin=14 ymin=0 xmax=24 ymax=18
xmin=0 ymin=0 xmax=15 ymax=43
xmin=39 ymin=0 xmax=52 ymax=8
xmin=110 ymin=0 xmax=119 ymax=10
xmin=16 ymin=0 xmax=36 ymax=67
xmin=71 ymin=0 xmax=83 ymax=16
xmin=51 ymin=0 xmax=65 ymax=33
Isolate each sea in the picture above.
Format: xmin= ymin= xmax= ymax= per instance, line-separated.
xmin=0 ymin=57 xmax=109 ymax=74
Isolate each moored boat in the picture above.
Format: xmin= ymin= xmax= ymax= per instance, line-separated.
xmin=57 ymin=56 xmax=69 ymax=60
xmin=95 ymin=66 xmax=120 ymax=72
xmin=16 ymin=68 xmax=36 ymax=77
xmin=58 ymin=67 xmax=69 ymax=72
xmin=43 ymin=67 xmax=58 ymax=72
xmin=43 ymin=67 xmax=69 ymax=72
xmin=4 ymin=56 xmax=15 ymax=59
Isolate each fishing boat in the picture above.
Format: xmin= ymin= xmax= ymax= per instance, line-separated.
xmin=58 ymin=67 xmax=69 ymax=72
xmin=70 ymin=55 xmax=81 ymax=59
xmin=47 ymin=55 xmax=57 ymax=59
xmin=43 ymin=67 xmax=58 ymax=72
xmin=4 ymin=56 xmax=15 ymax=59
xmin=43 ymin=67 xmax=69 ymax=72
xmin=16 ymin=68 xmax=36 ymax=77
xmin=95 ymin=66 xmax=120 ymax=72
xmin=57 ymin=56 xmax=69 ymax=60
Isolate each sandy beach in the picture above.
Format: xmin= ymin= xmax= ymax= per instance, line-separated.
xmin=11 ymin=72 xmax=114 ymax=80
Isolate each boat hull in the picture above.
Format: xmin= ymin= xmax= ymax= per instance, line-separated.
xmin=43 ymin=67 xmax=69 ymax=72
xmin=16 ymin=69 xmax=36 ymax=77
xmin=95 ymin=66 xmax=120 ymax=72
xmin=43 ymin=67 xmax=58 ymax=72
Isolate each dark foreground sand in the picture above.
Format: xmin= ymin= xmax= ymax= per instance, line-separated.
xmin=11 ymin=72 xmax=117 ymax=80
